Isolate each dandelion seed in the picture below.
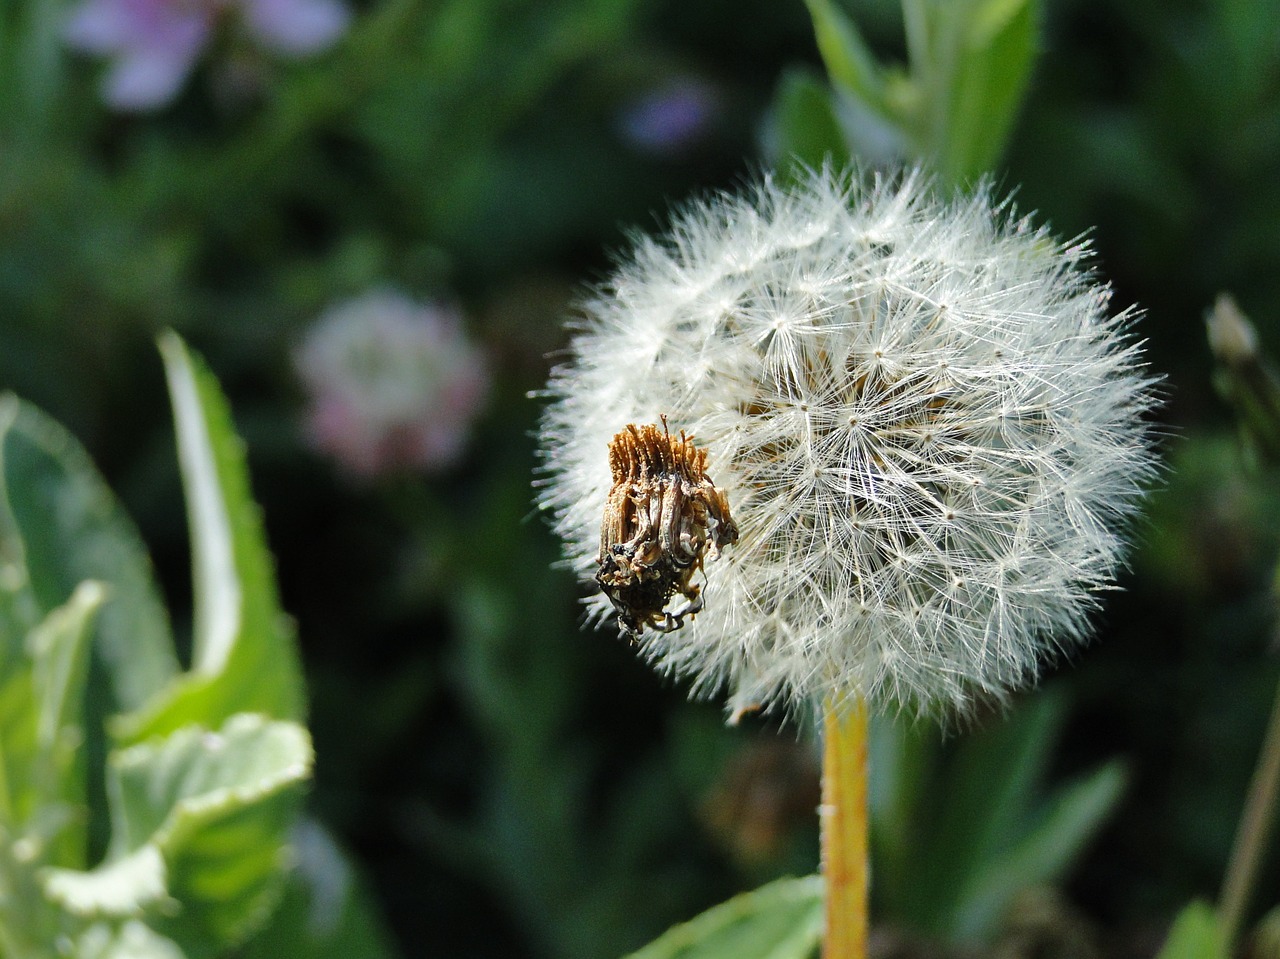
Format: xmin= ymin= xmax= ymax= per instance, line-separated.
xmin=536 ymin=167 xmax=1159 ymax=717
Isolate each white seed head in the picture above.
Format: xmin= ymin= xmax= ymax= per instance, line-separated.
xmin=536 ymin=168 xmax=1159 ymax=717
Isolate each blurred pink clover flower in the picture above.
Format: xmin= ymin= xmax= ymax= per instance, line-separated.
xmin=295 ymin=289 xmax=490 ymax=478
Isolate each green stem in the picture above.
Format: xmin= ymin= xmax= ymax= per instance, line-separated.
xmin=1218 ymin=637 xmax=1280 ymax=952
xmin=822 ymin=695 xmax=869 ymax=959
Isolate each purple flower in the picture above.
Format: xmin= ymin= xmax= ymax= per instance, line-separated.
xmin=64 ymin=0 xmax=219 ymax=110
xmin=617 ymin=78 xmax=719 ymax=156
xmin=241 ymin=0 xmax=350 ymax=57
xmin=64 ymin=0 xmax=350 ymax=111
xmin=295 ymin=289 xmax=490 ymax=478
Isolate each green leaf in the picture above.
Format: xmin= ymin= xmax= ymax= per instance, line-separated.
xmin=867 ymin=714 xmax=933 ymax=911
xmin=873 ymin=687 xmax=1124 ymax=945
xmin=43 ymin=713 xmax=312 ymax=950
xmin=28 ymin=580 xmax=105 ymax=863
xmin=41 ymin=845 xmax=170 ymax=917
xmin=109 ymin=714 xmax=309 ymax=860
xmin=1156 ymin=902 xmax=1226 ymax=959
xmin=938 ymin=0 xmax=1039 ymax=183
xmin=31 ymin=581 xmax=104 ymax=772
xmin=0 ymin=581 xmax=102 ymax=865
xmin=773 ymin=69 xmax=850 ymax=176
xmin=0 ymin=394 xmax=177 ymax=713
xmin=954 ymin=760 xmax=1127 ymax=941
xmin=909 ymin=692 xmax=1064 ymax=935
xmin=802 ymin=0 xmax=884 ymax=105
xmin=240 ymin=819 xmax=402 ymax=959
xmin=0 ymin=655 xmax=39 ymax=831
xmin=958 ymin=691 xmax=1064 ymax=880
xmin=0 ymin=397 xmax=41 ymax=647
xmin=115 ymin=334 xmax=304 ymax=744
xmin=622 ymin=876 xmax=823 ymax=959
xmin=72 ymin=920 xmax=186 ymax=959
xmin=0 ymin=0 xmax=71 ymax=142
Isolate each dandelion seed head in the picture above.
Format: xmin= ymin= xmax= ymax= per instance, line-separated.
xmin=537 ymin=168 xmax=1159 ymax=717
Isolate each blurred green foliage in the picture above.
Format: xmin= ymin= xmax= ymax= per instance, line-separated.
xmin=0 ymin=337 xmax=394 ymax=958
xmin=621 ymin=876 xmax=823 ymax=959
xmin=772 ymin=0 xmax=1039 ymax=184
xmin=1156 ymin=902 xmax=1224 ymax=959
xmin=1 ymin=0 xmax=1279 ymax=956
xmin=869 ymin=689 xmax=1126 ymax=946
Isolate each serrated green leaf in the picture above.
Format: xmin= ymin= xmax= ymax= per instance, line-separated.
xmin=129 ymin=715 xmax=312 ymax=950
xmin=1156 ymin=902 xmax=1226 ymax=959
xmin=73 ymin=920 xmax=187 ymax=959
xmin=41 ymin=714 xmax=311 ymax=950
xmin=802 ymin=0 xmax=884 ymax=105
xmin=240 ymin=819 xmax=402 ymax=959
xmin=622 ymin=876 xmax=823 ymax=959
xmin=939 ymin=0 xmax=1038 ymax=183
xmin=954 ymin=760 xmax=1127 ymax=941
xmin=0 ymin=394 xmax=177 ymax=714
xmin=109 ymin=714 xmax=311 ymax=855
xmin=41 ymin=845 xmax=170 ymax=918
xmin=114 ymin=334 xmax=304 ymax=743
xmin=773 ymin=69 xmax=850 ymax=176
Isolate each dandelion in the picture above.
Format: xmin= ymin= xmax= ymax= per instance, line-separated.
xmin=295 ymin=288 xmax=488 ymax=478
xmin=536 ymin=167 xmax=1158 ymax=719
xmin=537 ymin=167 xmax=1158 ymax=959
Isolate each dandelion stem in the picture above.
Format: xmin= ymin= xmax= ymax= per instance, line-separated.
xmin=822 ymin=695 xmax=869 ymax=959
xmin=1219 ymin=622 xmax=1280 ymax=952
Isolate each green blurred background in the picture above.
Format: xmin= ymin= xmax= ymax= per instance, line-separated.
xmin=3 ymin=0 xmax=1280 ymax=955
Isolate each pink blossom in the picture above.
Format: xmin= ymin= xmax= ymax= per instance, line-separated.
xmin=64 ymin=0 xmax=219 ymax=109
xmin=64 ymin=0 xmax=350 ymax=110
xmin=241 ymin=0 xmax=350 ymax=56
xmin=295 ymin=289 xmax=489 ymax=478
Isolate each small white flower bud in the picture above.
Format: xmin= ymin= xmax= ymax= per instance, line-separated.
xmin=1206 ymin=293 xmax=1259 ymax=367
xmin=537 ymin=168 xmax=1159 ymax=717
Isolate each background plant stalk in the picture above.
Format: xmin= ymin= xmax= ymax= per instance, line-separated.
xmin=822 ymin=695 xmax=869 ymax=959
xmin=1218 ymin=615 xmax=1280 ymax=952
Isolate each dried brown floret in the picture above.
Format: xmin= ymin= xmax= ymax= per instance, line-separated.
xmin=596 ymin=419 xmax=738 ymax=638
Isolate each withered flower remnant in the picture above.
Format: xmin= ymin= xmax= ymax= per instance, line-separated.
xmin=596 ymin=422 xmax=738 ymax=638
